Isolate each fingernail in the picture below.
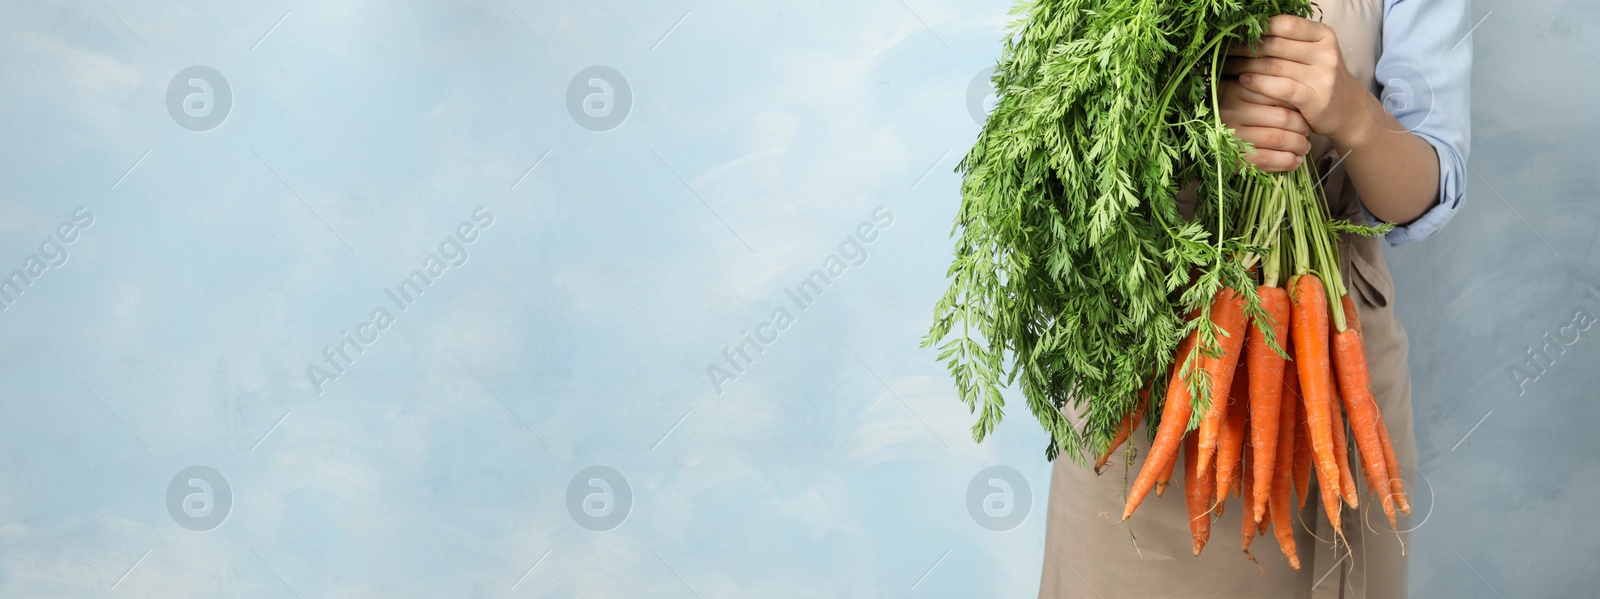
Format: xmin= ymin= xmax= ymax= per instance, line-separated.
xmin=1239 ymin=74 xmax=1252 ymax=84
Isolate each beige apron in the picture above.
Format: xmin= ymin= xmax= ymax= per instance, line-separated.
xmin=1038 ymin=2 xmax=1420 ymax=597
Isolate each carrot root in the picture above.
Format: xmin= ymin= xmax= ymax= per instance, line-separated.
xmin=1330 ymin=395 xmax=1359 ymax=509
xmin=1290 ymin=371 xmax=1310 ymax=511
xmin=1183 ymin=433 xmax=1213 ymax=556
xmin=1377 ymin=416 xmax=1410 ymax=515
xmin=1270 ymin=365 xmax=1302 ymax=570
xmin=1194 ymin=290 xmax=1251 ymax=483
xmin=1215 ymin=359 xmax=1250 ymax=505
xmin=1123 ymin=291 xmax=1242 ymax=522
xmin=1095 ymin=385 xmax=1149 ymax=475
xmin=1247 ymin=286 xmax=1292 ymax=524
xmin=1333 ymin=294 xmax=1398 ymax=525
xmin=1291 ymin=274 xmax=1343 ymax=531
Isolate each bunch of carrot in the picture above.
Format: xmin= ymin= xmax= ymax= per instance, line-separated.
xmin=928 ymin=0 xmax=1407 ymax=566
xmin=1098 ymin=162 xmax=1409 ymax=567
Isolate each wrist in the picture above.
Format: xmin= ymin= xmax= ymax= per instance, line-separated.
xmin=1328 ymin=91 xmax=1382 ymax=153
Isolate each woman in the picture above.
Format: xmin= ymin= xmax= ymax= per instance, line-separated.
xmin=1037 ymin=1 xmax=1471 ymax=597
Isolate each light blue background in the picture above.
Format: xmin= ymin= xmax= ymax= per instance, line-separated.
xmin=0 ymin=1 xmax=1593 ymax=597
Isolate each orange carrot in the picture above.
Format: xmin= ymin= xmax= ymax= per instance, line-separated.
xmin=1333 ymin=294 xmax=1401 ymax=524
xmin=1376 ymin=419 xmax=1410 ymax=515
xmin=1270 ymin=362 xmax=1302 ymax=570
xmin=1330 ymin=394 xmax=1359 ymax=508
xmin=1290 ymin=371 xmax=1310 ymax=510
xmin=1157 ymin=456 xmax=1177 ymax=497
xmin=1215 ymin=358 xmax=1250 ymax=505
xmin=1151 ymin=317 xmax=1200 ymax=498
xmin=1291 ymin=273 xmax=1343 ymax=531
xmin=1183 ymin=433 xmax=1213 ymax=556
xmin=1241 ymin=444 xmax=1257 ymax=553
xmin=1194 ymin=289 xmax=1251 ymax=482
xmin=1344 ymin=299 xmax=1408 ymax=515
xmin=1095 ymin=383 xmax=1150 ymax=475
xmin=1122 ymin=293 xmax=1239 ymax=522
xmin=1196 ymin=289 xmax=1254 ymax=480
xmin=1122 ymin=335 xmax=1199 ymax=519
xmin=1125 ymin=332 xmax=1198 ymax=516
xmin=1247 ymin=285 xmax=1292 ymax=523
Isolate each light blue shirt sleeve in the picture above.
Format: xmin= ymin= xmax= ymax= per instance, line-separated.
xmin=1359 ymin=0 xmax=1474 ymax=246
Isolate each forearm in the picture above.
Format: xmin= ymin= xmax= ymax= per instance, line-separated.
xmin=1326 ymin=92 xmax=1441 ymax=225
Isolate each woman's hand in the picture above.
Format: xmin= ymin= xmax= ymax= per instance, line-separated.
xmin=1222 ymin=14 xmax=1443 ymax=225
xmin=1223 ymin=15 xmax=1375 ymax=150
xmin=1218 ymin=79 xmax=1312 ymax=172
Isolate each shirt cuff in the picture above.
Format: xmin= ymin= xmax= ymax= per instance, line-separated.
xmin=1358 ymin=135 xmax=1465 ymax=247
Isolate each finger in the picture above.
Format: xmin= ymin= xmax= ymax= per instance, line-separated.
xmin=1234 ymin=126 xmax=1313 ymax=156
xmin=1220 ymin=80 xmax=1293 ymax=109
xmin=1226 ymin=37 xmax=1321 ymax=65
xmin=1238 ymin=72 xmax=1316 ymax=110
xmin=1227 ymin=40 xmax=1265 ymax=58
xmin=1244 ymin=148 xmax=1303 ymax=173
xmin=1219 ymin=102 xmax=1311 ymax=136
xmin=1223 ymin=57 xmax=1314 ymax=82
xmin=1265 ymin=15 xmax=1331 ymax=43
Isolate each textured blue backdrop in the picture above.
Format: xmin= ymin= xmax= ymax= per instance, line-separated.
xmin=0 ymin=1 xmax=1594 ymax=597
